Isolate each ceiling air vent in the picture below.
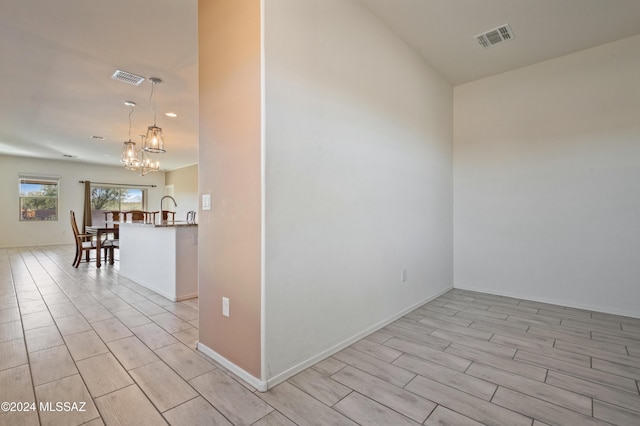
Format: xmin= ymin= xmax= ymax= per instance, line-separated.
xmin=111 ymin=70 xmax=145 ymax=86
xmin=475 ymin=24 xmax=514 ymax=49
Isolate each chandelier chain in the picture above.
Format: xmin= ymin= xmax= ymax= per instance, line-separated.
xmin=149 ymin=81 xmax=157 ymax=126
xmin=128 ymin=104 xmax=134 ymax=140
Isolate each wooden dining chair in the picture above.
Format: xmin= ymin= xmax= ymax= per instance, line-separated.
xmin=129 ymin=210 xmax=145 ymax=221
xmin=70 ymin=210 xmax=112 ymax=267
xmin=161 ymin=210 xmax=176 ymax=222
xmin=107 ymin=230 xmax=119 ymax=264
xmin=145 ymin=211 xmax=159 ymax=223
xmin=103 ymin=210 xmax=123 ymax=222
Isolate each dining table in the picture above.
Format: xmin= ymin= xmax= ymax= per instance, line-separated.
xmin=85 ymin=224 xmax=119 ymax=268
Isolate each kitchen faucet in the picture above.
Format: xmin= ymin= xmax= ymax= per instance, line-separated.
xmin=160 ymin=196 xmax=177 ymax=223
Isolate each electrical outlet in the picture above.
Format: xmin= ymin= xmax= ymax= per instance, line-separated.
xmin=401 ymin=268 xmax=407 ymax=282
xmin=222 ymin=297 xmax=229 ymax=317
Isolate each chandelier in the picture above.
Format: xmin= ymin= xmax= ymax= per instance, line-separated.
xmin=137 ymin=136 xmax=160 ymax=175
xmin=120 ymin=101 xmax=160 ymax=175
xmin=143 ymin=77 xmax=166 ymax=153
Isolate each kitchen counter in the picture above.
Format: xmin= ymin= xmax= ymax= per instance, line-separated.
xmin=118 ymin=222 xmax=198 ymax=301
xmin=122 ymin=220 xmax=198 ymax=228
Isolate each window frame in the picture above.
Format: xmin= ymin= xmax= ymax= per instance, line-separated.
xmin=18 ymin=176 xmax=60 ymax=222
xmin=89 ymin=185 xmax=148 ymax=215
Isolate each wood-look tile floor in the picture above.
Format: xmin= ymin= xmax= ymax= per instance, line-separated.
xmin=1 ymin=246 xmax=639 ymax=425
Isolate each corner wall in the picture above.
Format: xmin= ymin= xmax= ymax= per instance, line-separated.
xmin=197 ymin=0 xmax=262 ymax=378
xmin=453 ymin=35 xmax=640 ymax=317
xmin=263 ymin=0 xmax=454 ymax=381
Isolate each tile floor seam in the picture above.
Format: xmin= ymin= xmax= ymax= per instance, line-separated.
xmin=8 ymin=254 xmax=43 ymax=426
xmin=402 ymin=366 xmax=504 ymax=407
xmin=342 ymin=388 xmax=430 ymax=425
xmin=86 ymin=312 xmax=205 ymax=415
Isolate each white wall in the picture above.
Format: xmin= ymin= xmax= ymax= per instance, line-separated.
xmin=453 ymin=35 xmax=640 ymax=318
xmin=0 ymin=155 xmax=165 ymax=248
xmin=264 ymin=0 xmax=453 ymax=381
xmin=165 ymin=164 xmax=198 ymax=221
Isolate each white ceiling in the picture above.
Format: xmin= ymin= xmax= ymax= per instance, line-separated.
xmin=1 ymin=0 xmax=640 ymax=170
xmin=0 ymin=0 xmax=198 ymax=171
xmin=360 ymin=0 xmax=640 ymax=85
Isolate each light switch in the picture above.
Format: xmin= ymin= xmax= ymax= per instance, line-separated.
xmin=222 ymin=297 xmax=229 ymax=317
xmin=202 ymin=194 xmax=211 ymax=210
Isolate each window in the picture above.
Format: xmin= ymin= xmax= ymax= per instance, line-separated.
xmin=90 ymin=186 xmax=146 ymax=223
xmin=19 ymin=177 xmax=59 ymax=221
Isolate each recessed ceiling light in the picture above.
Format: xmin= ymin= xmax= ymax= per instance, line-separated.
xmin=124 ymin=101 xmax=136 ymax=107
xmin=165 ymin=112 xmax=177 ymax=118
xmin=91 ymin=136 xmax=105 ymax=140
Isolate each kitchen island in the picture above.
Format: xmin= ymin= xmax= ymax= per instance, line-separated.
xmin=118 ymin=221 xmax=198 ymax=301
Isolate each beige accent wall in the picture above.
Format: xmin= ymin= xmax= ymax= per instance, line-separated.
xmin=165 ymin=164 xmax=198 ymax=221
xmin=197 ymin=0 xmax=262 ymax=377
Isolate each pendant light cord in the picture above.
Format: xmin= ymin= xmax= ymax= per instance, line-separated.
xmin=149 ymin=81 xmax=157 ymax=126
xmin=128 ymin=105 xmax=134 ymax=139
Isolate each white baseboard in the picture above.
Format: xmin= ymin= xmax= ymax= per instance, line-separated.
xmin=197 ymin=342 xmax=268 ymax=392
xmin=118 ymin=272 xmax=195 ymax=303
xmin=264 ymin=285 xmax=454 ymax=390
xmin=454 ymin=284 xmax=640 ymax=319
xmin=0 ymin=242 xmax=64 ymax=249
xmin=119 ymin=276 xmax=175 ymax=301
xmin=176 ymin=292 xmax=198 ymax=302
xmin=195 ymin=286 xmax=453 ymax=392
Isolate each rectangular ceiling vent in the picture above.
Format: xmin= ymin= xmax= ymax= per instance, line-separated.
xmin=475 ymin=24 xmax=514 ymax=49
xmin=111 ymin=70 xmax=145 ymax=86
